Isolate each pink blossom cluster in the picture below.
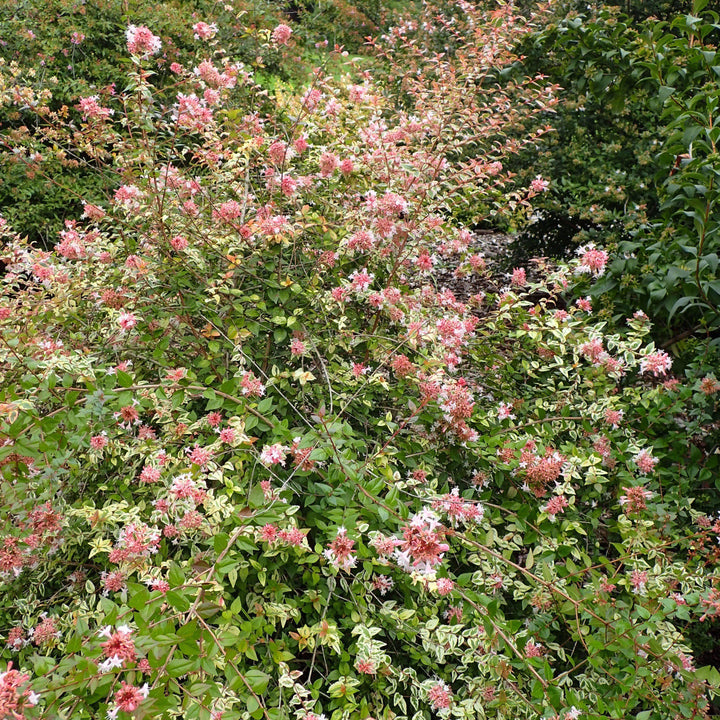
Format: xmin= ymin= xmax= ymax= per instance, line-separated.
xmin=126 ymin=25 xmax=162 ymax=58
xmin=174 ymin=93 xmax=214 ymax=131
xmin=620 ymin=486 xmax=653 ymax=513
xmin=109 ymin=522 xmax=160 ymax=564
xmin=239 ymin=371 xmax=265 ymax=397
xmin=323 ymin=527 xmax=357 ymax=571
xmin=518 ymin=441 xmax=565 ymax=496
xmin=271 ymin=24 xmax=293 ymax=45
xmin=260 ymin=443 xmax=289 ymax=467
xmin=639 ymin=350 xmax=672 ymax=377
xmin=427 ymin=681 xmax=452 ymax=710
xmin=541 ymin=494 xmax=568 ymax=521
xmin=77 ymin=96 xmax=114 ymax=121
xmin=114 ymin=184 xmax=143 ymax=211
xmin=432 ymin=488 xmax=483 ymax=526
xmin=109 ymin=681 xmax=149 ymax=717
xmin=192 ymin=21 xmax=218 ymax=40
xmin=395 ymin=509 xmax=450 ymax=575
xmin=194 ymin=60 xmax=236 ymax=89
xmin=98 ymin=625 xmax=136 ymax=672
xmin=576 ymin=244 xmax=609 ymax=276
xmin=634 ymin=449 xmax=658 ymax=474
xmin=258 ymin=524 xmax=307 ymax=547
xmin=0 ymin=663 xmax=39 ymax=717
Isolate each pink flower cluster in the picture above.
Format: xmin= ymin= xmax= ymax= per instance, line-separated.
xmin=427 ymin=681 xmax=452 ymax=710
xmin=432 ymin=488 xmax=483 ymax=526
xmin=260 ymin=443 xmax=289 ymax=467
xmin=0 ymin=663 xmax=39 ymax=717
xmin=620 ymin=486 xmax=653 ymax=513
xmin=576 ymin=244 xmax=609 ymax=276
xmin=110 ymin=681 xmax=149 ymax=716
xmin=192 ymin=21 xmax=218 ymax=40
xmin=541 ymin=494 xmax=568 ymax=521
xmin=126 ymin=25 xmax=162 ymax=58
xmin=640 ymin=350 xmax=672 ymax=377
xmin=99 ymin=625 xmax=136 ymax=672
xmin=272 ymin=24 xmax=293 ymax=46
xmin=77 ymin=96 xmax=114 ymax=121
xmin=395 ymin=510 xmax=450 ymax=575
xmin=174 ymin=93 xmax=214 ymax=131
xmin=323 ymin=527 xmax=357 ymax=571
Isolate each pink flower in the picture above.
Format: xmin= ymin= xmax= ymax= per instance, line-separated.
xmin=355 ymin=658 xmax=376 ymax=674
xmin=323 ymin=527 xmax=356 ymax=571
xmin=268 ymin=140 xmax=292 ymax=165
xmin=372 ymin=575 xmax=394 ymax=594
xmin=193 ymin=21 xmax=218 ymax=40
xmin=0 ymin=663 xmax=37 ymax=716
xmin=604 ymin=409 xmax=624 ymax=428
xmin=277 ymin=527 xmax=306 ymax=546
xmin=511 ymin=267 xmax=526 ymax=286
xmin=32 ymin=616 xmax=59 ymax=645
xmin=576 ymin=297 xmax=592 ymax=312
xmin=219 ymin=428 xmax=236 ymax=444
xmin=100 ymin=627 xmax=136 ymax=666
xmin=272 ymin=24 xmax=293 ymax=46
xmin=700 ymin=376 xmax=720 ymax=395
xmin=620 ymin=486 xmax=653 ymax=513
xmin=530 ymin=175 xmax=549 ymax=193
xmin=70 ymin=31 xmax=85 ymax=45
xmin=170 ymin=235 xmax=188 ymax=251
xmin=102 ymin=569 xmax=126 ymax=593
xmin=174 ymin=93 xmax=214 ymax=131
xmin=436 ymin=578 xmax=454 ymax=596
xmin=396 ymin=510 xmax=449 ymax=575
xmin=541 ymin=494 xmax=568 ymax=521
xmin=577 ymin=245 xmax=609 ymax=276
xmin=77 ymin=96 xmax=114 ymax=121
xmin=240 ymin=372 xmax=265 ymax=397
xmin=525 ymin=639 xmax=544 ymax=657
xmin=113 ymin=681 xmax=149 ymax=713
xmin=114 ymin=184 xmax=142 ymax=210
xmin=260 ymin=443 xmax=289 ymax=466
xmin=126 ymin=25 xmax=162 ymax=58
xmin=83 ymin=203 xmax=105 ymax=221
xmin=139 ymin=466 xmax=161 ymax=484
xmin=630 ymin=569 xmax=648 ymax=594
xmin=117 ymin=312 xmax=137 ymax=331
xmin=427 ymin=681 xmax=452 ymax=710
xmin=150 ymin=579 xmax=169 ymax=593
xmin=260 ymin=524 xmax=278 ymax=542
xmin=640 ymin=350 xmax=672 ymax=377
xmin=349 ymin=269 xmax=374 ymax=292
xmin=90 ymin=433 xmax=108 ymax=450
xmin=634 ymin=449 xmax=658 ymax=474
xmin=290 ymin=338 xmax=306 ymax=356
xmin=188 ymin=445 xmax=213 ymax=467
xmin=213 ymin=200 xmax=242 ymax=223
xmin=318 ymin=152 xmax=339 ymax=177
xmin=497 ymin=402 xmax=515 ymax=421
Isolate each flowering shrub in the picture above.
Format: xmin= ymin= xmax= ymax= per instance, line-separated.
xmin=0 ymin=3 xmax=720 ymax=720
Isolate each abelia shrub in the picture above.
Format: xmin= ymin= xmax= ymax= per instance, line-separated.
xmin=0 ymin=4 xmax=718 ymax=720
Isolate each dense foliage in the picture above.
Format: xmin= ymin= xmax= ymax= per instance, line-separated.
xmin=510 ymin=0 xmax=720 ymax=351
xmin=1 ymin=2 xmax=720 ymax=720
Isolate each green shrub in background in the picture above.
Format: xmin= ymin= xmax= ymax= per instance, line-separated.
xmin=508 ymin=0 xmax=720 ymax=356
